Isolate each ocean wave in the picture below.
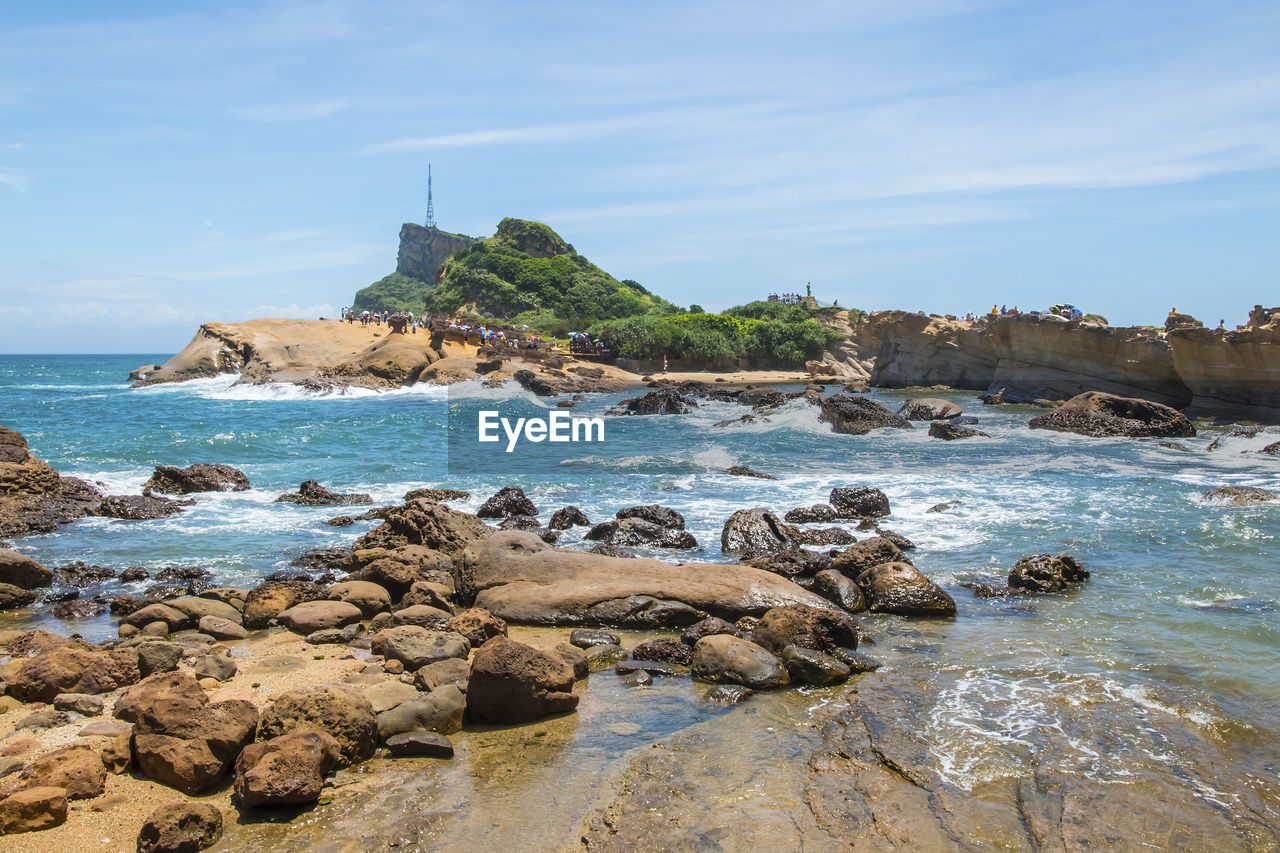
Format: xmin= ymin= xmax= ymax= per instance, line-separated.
xmin=133 ymin=375 xmax=450 ymax=402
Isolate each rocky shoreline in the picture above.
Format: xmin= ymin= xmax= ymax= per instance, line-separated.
xmin=135 ymin=305 xmax=1280 ymax=424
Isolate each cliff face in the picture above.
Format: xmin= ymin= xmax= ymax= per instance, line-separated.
xmin=396 ymin=223 xmax=475 ymax=283
xmin=855 ymin=310 xmax=1280 ymax=419
xmin=1168 ymin=313 xmax=1280 ymax=418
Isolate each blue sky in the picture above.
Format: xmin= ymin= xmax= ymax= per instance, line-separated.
xmin=1 ymin=1 xmax=1278 ymax=353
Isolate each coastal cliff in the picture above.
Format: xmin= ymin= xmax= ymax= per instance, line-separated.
xmin=394 ymin=223 xmax=475 ymax=282
xmin=853 ymin=309 xmax=1280 ymax=419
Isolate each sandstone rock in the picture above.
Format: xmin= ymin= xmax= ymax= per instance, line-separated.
xmin=16 ymin=745 xmax=106 ymax=799
xmin=276 ymin=599 xmax=362 ymax=635
xmin=122 ymin=603 xmax=190 ymax=631
xmin=1008 ymin=554 xmax=1090 ymax=593
xmin=167 ymin=596 xmax=240 ymax=625
xmin=234 ymin=731 xmax=341 ymax=808
xmin=133 ymin=735 xmax=227 ymax=795
xmin=548 ymin=506 xmax=590 ymax=529
xmin=274 ymin=480 xmax=373 ymax=506
xmin=384 ymin=731 xmax=454 ymax=759
xmin=778 ymin=644 xmax=851 ymax=685
xmin=819 ymin=395 xmax=912 ymax=435
xmin=9 ymin=645 xmax=140 ymax=702
xmin=928 ymin=421 xmax=989 ymax=440
xmin=136 ymin=641 xmax=184 ymax=676
xmin=197 ymin=615 xmax=247 ymax=640
xmin=720 ymin=508 xmax=795 ymax=558
xmin=0 ymin=786 xmax=67 ymax=834
xmin=552 ymin=643 xmax=589 ymax=679
xmin=136 ymin=801 xmax=222 ymax=853
xmin=856 ymin=562 xmax=957 ymax=617
xmin=0 ymin=550 xmax=53 ymax=589
xmin=391 ymin=604 xmax=453 ymax=629
xmin=1029 ymin=391 xmax=1196 ymax=438
xmin=398 ymin=579 xmax=454 ymax=611
xmin=0 ymin=583 xmax=36 ymax=610
xmin=1201 ymin=486 xmax=1278 ymax=506
xmin=305 ymin=626 xmax=359 ymax=645
xmin=362 ymin=553 xmax=454 ymax=600
xmin=464 ymin=531 xmax=832 ymax=626
xmin=812 ymin=569 xmax=867 ymax=612
xmin=193 ymin=649 xmax=237 ymax=682
xmin=376 ymin=685 xmax=466 ymax=738
xmin=446 ymin=607 xmax=507 ymax=648
xmin=0 ymin=426 xmax=103 ymax=538
xmin=498 ymin=515 xmax=542 ymax=531
xmin=354 ymin=500 xmax=490 ymax=558
xmin=412 ymin=657 xmax=471 ymax=693
xmin=53 ymin=692 xmax=104 ymax=715
xmin=144 ymin=464 xmax=250 ymax=495
xmin=371 ymin=626 xmax=470 ymax=671
xmin=831 ymin=537 xmax=906 ymax=578
xmin=16 ymin=708 xmax=69 ymax=730
xmin=830 ymin=487 xmax=891 ymax=519
xmin=751 ymin=604 xmax=860 ymax=655
xmin=466 ymin=637 xmax=579 ymax=723
xmin=477 ymin=486 xmax=537 ymax=518
xmin=361 ymin=680 xmax=420 ymax=713
xmin=691 ymin=635 xmax=789 ymax=689
xmin=258 ymin=686 xmax=377 ymax=767
xmin=242 ymin=580 xmax=322 ymax=629
xmin=898 ymin=398 xmax=962 ymax=420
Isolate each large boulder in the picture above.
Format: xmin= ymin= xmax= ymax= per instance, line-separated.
xmin=325 ymin=581 xmax=391 ymax=616
xmin=750 ymin=604 xmax=860 ymax=655
xmin=928 ymin=421 xmax=988 ymax=440
xmin=276 ymin=600 xmax=362 ymax=635
xmin=830 ymin=537 xmax=906 ymax=578
xmin=0 ymin=426 xmax=103 ymax=537
xmin=94 ymin=494 xmax=185 ymax=520
xmin=0 ymin=786 xmax=68 ymax=834
xmin=234 ymin=732 xmax=341 ymax=809
xmin=720 ymin=509 xmax=795 ymax=558
xmin=812 ymin=569 xmax=867 ymax=612
xmin=257 ymin=686 xmax=377 ymax=767
xmin=242 ymin=580 xmax=323 ymax=629
xmin=691 ymin=635 xmax=789 ymax=689
xmin=376 ymin=685 xmax=466 ymax=739
xmin=818 ymin=395 xmax=912 ymax=435
xmin=0 ymin=549 xmax=53 ymax=588
xmin=829 ymin=487 xmax=890 ymax=519
xmin=462 ymin=531 xmax=833 ymax=626
xmin=144 ymin=464 xmax=250 ymax=495
xmin=354 ymin=500 xmax=491 ymax=557
xmin=274 ymin=480 xmax=373 ymax=506
xmin=898 ymin=398 xmax=962 ymax=420
xmin=1201 ymin=486 xmax=1278 ymax=507
xmin=8 ymin=645 xmax=141 ymax=702
xmin=371 ymin=626 xmax=470 ymax=671
xmin=137 ymin=801 xmax=223 ymax=853
xmin=585 ymin=517 xmax=697 ymax=549
xmin=1028 ymin=391 xmax=1195 ymax=438
xmin=548 ymin=506 xmax=590 ymax=529
xmin=466 ymin=637 xmax=579 ymax=723
xmin=14 ymin=745 xmax=106 ymax=799
xmin=856 ymin=562 xmax=957 ymax=616
xmin=608 ymin=388 xmax=696 ymax=415
xmin=1008 ymin=554 xmax=1089 ymax=593
xmin=446 ymin=608 xmax=507 ymax=648
xmin=0 ymin=582 xmax=36 ymax=610
xmin=477 ymin=486 xmax=538 ymax=519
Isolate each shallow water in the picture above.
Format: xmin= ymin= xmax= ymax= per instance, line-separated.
xmin=3 ymin=354 xmax=1279 ymax=844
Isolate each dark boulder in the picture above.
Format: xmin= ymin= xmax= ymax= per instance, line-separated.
xmin=721 ymin=508 xmax=795 ymax=558
xmin=898 ymin=398 xmax=962 ymax=420
xmin=137 ymin=801 xmax=222 ymax=853
xmin=831 ymin=536 xmax=907 ymax=578
xmin=1008 ymin=554 xmax=1089 ymax=593
xmin=608 ymin=388 xmax=697 ymax=416
xmin=726 ymin=466 xmax=778 ymax=480
xmin=616 ymin=504 xmax=687 ymax=529
xmin=94 ymin=494 xmax=185 ymax=520
xmin=632 ymin=638 xmax=694 ymax=666
xmin=548 ymin=506 xmax=590 ymax=529
xmin=1201 ymin=486 xmax=1277 ymax=506
xmin=928 ymin=421 xmax=989 ymax=440
xmin=54 ymin=561 xmax=117 ymax=586
xmin=691 ymin=635 xmax=788 ymax=689
xmin=477 ymin=486 xmax=538 ymax=518
xmin=855 ymin=562 xmax=956 ymax=617
xmin=818 ymin=395 xmax=912 ymax=435
xmin=751 ymin=604 xmax=860 ymax=655
xmin=585 ymin=517 xmax=697 ymax=549
xmin=744 ymin=547 xmax=831 ymax=578
xmin=1028 ymin=391 xmax=1195 ymax=438
xmin=144 ymin=464 xmax=250 ymax=495
xmin=680 ymin=617 xmax=741 ymax=646
xmin=274 ymin=480 xmax=373 ymax=506
xmin=466 ymin=637 xmax=579 ymax=723
xmin=778 ymin=644 xmax=851 ymax=685
xmin=784 ymin=504 xmax=837 ymax=523
xmin=830 ymin=487 xmax=890 ymax=519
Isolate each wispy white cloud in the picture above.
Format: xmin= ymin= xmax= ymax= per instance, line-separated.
xmin=232 ymin=98 xmax=350 ymax=122
xmin=0 ymin=170 xmax=28 ymax=191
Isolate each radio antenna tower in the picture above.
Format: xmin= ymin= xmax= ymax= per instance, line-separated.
xmin=425 ymin=164 xmax=437 ymax=229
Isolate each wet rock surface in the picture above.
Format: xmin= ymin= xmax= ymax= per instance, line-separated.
xmin=143 ymin=463 xmax=251 ymax=495
xmin=818 ymin=395 xmax=913 ymax=435
xmin=274 ymin=480 xmax=374 ymax=506
xmin=1029 ymin=391 xmax=1196 ymax=438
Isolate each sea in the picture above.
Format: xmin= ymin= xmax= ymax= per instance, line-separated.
xmin=2 ymin=353 xmax=1279 ymax=844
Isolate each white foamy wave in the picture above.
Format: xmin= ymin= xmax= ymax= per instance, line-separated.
xmin=133 ymin=375 xmax=449 ymax=402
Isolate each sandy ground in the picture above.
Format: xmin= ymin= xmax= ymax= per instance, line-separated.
xmin=0 ymin=625 xmax=585 ymax=851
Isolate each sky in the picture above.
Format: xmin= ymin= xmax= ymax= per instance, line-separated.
xmin=1 ymin=0 xmax=1278 ymax=354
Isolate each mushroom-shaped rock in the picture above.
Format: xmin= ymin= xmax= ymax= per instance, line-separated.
xmin=257 ymin=686 xmax=377 ymax=767
xmin=137 ymin=801 xmax=222 ymax=853
xmin=691 ymin=635 xmax=789 ymax=689
xmin=856 ymin=562 xmax=957 ymax=617
xmin=466 ymin=637 xmax=579 ymax=724
xmin=234 ymin=731 xmax=342 ymax=809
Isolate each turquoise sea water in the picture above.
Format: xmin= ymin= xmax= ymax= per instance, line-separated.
xmin=2 ymin=353 xmax=1279 ymax=804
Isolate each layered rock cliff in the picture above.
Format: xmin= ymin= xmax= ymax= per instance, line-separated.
xmin=853 ymin=309 xmax=1280 ymax=420
xmin=395 ymin=224 xmax=476 ymax=283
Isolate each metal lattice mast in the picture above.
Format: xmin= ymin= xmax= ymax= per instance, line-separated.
xmin=425 ymin=164 xmax=436 ymax=229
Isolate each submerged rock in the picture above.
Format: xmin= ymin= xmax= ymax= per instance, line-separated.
xmin=274 ymin=480 xmax=374 ymax=507
xmin=1009 ymin=553 xmax=1090 ymax=593
xmin=898 ymin=398 xmax=962 ymax=420
xmin=1029 ymin=391 xmax=1195 ymax=438
xmin=691 ymin=635 xmax=789 ymax=689
xmin=818 ymin=395 xmax=913 ymax=435
xmin=1201 ymin=486 xmax=1278 ymax=506
xmin=928 ymin=421 xmax=989 ymax=440
xmin=144 ymin=463 xmax=250 ymax=494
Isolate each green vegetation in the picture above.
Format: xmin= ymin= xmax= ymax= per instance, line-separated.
xmin=351 ymin=218 xmax=854 ymax=368
xmin=592 ymin=301 xmax=843 ymax=368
